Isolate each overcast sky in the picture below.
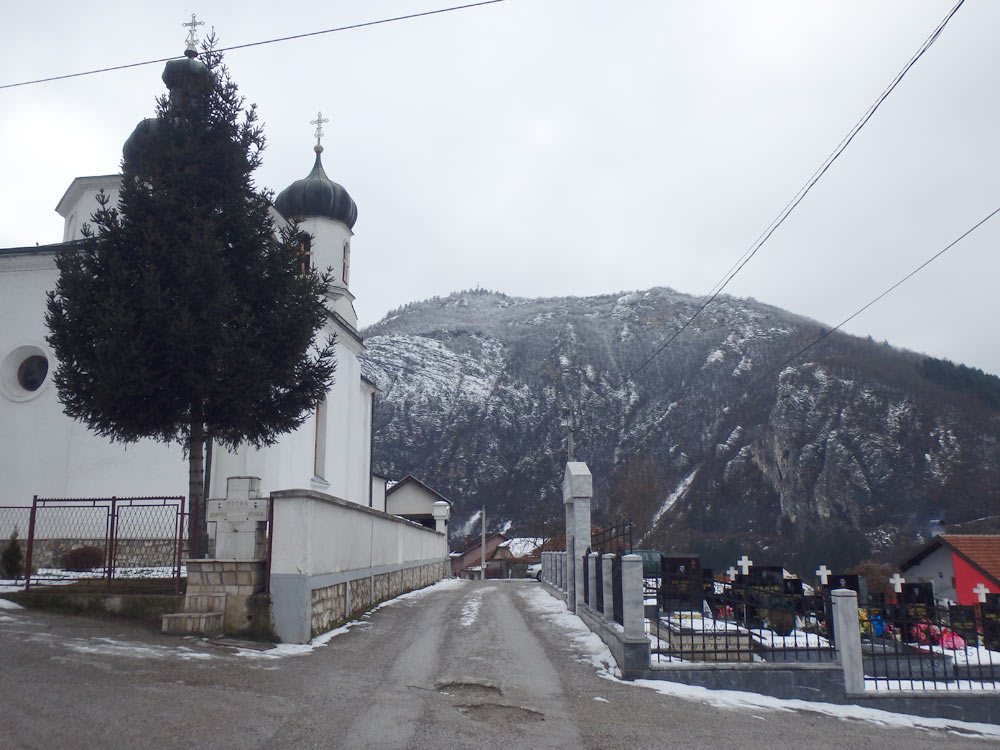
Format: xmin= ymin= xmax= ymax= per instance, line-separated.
xmin=3 ymin=1 xmax=998 ymax=375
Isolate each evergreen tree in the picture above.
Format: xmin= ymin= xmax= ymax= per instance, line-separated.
xmin=45 ymin=40 xmax=335 ymax=557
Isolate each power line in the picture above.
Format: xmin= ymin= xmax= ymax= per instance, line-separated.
xmin=0 ymin=0 xmax=508 ymax=91
xmin=615 ymin=0 xmax=966 ymax=390
xmin=743 ymin=203 xmax=1000 ymax=394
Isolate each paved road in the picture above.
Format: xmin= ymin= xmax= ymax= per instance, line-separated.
xmin=1 ymin=580 xmax=996 ymax=749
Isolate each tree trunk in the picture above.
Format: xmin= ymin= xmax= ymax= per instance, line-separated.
xmin=188 ymin=420 xmax=208 ymax=558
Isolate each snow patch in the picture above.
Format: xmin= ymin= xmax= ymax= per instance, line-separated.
xmin=650 ymin=468 xmax=699 ymax=529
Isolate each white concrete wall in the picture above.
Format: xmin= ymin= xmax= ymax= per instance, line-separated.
xmin=270 ymin=489 xmax=446 ymax=577
xmin=0 ymin=250 xmax=188 ymax=511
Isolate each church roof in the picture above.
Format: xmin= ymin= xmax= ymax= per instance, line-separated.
xmin=274 ymin=148 xmax=357 ymax=229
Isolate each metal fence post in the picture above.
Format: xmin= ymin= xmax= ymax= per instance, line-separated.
xmin=831 ymin=588 xmax=864 ymax=694
xmin=622 ymin=553 xmax=645 ymax=641
xmin=24 ymin=496 xmax=38 ymax=592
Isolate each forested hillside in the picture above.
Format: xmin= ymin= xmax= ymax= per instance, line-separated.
xmin=361 ymin=288 xmax=1000 ymax=573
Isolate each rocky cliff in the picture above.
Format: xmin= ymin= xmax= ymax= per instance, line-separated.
xmin=361 ymin=288 xmax=1000 ymax=572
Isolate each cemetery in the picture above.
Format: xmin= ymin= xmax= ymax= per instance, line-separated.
xmin=540 ymin=460 xmax=1000 ymax=725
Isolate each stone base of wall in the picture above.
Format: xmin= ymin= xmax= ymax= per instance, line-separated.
xmin=304 ymin=560 xmax=448 ymax=641
xmin=183 ymin=558 xmax=268 ymax=635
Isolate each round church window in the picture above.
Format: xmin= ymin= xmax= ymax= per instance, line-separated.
xmin=17 ymin=355 xmax=48 ymax=391
xmin=1 ymin=344 xmax=53 ymax=402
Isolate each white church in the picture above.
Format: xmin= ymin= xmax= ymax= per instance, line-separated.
xmin=0 ymin=78 xmax=380 ymax=513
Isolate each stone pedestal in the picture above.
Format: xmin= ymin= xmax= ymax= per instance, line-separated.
xmin=162 ymin=558 xmax=268 ymax=637
xmin=563 ymin=461 xmax=592 ymax=612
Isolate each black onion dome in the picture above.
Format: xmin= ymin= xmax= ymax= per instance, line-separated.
xmin=275 ymin=148 xmax=358 ymax=229
xmin=122 ymin=51 xmax=215 ymax=164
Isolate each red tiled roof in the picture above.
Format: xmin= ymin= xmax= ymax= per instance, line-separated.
xmin=940 ymin=535 xmax=1000 ymax=584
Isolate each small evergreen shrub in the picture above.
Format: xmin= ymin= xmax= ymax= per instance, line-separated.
xmin=0 ymin=528 xmax=25 ymax=579
xmin=61 ymin=545 xmax=105 ymax=571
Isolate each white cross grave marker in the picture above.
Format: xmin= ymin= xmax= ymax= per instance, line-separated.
xmin=889 ymin=572 xmax=905 ymax=594
xmin=815 ymin=564 xmax=831 ymax=585
xmin=737 ymin=555 xmax=753 ymax=576
xmin=974 ymin=582 xmax=991 ymax=603
xmin=726 ymin=566 xmax=738 ymax=582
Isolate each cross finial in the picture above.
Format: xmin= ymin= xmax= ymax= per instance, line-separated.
xmin=311 ymin=111 xmax=330 ymax=150
xmin=183 ymin=13 xmax=205 ymax=55
xmin=888 ymin=572 xmax=905 ymax=594
xmin=815 ymin=564 xmax=831 ymax=586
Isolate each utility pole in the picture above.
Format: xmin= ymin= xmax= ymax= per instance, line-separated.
xmin=480 ymin=504 xmax=486 ymax=581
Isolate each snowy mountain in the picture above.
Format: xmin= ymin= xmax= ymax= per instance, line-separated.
xmin=361 ymin=288 xmax=1000 ymax=572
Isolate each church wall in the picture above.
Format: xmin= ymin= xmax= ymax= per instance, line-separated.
xmin=0 ymin=251 xmax=187 ymax=512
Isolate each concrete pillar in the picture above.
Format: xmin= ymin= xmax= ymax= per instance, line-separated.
xmin=588 ymin=552 xmax=599 ymax=610
xmin=563 ymin=492 xmax=576 ymax=610
xmin=832 ymin=588 xmax=865 ymax=694
xmin=560 ymin=551 xmax=566 ymax=591
xmin=602 ymin=553 xmax=615 ymax=623
xmin=622 ymin=554 xmax=645 ymax=641
xmin=431 ymin=501 xmax=450 ymax=559
xmin=563 ymin=462 xmax=592 ymax=613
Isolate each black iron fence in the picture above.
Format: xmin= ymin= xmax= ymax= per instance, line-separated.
xmin=22 ymin=496 xmax=186 ymax=592
xmin=858 ymin=599 xmax=1000 ymax=690
xmin=650 ymin=569 xmax=834 ymax=664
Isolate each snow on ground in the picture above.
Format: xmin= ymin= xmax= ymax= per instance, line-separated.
xmin=524 ymin=585 xmax=1000 ymax=740
xmin=461 ymin=587 xmax=484 ymax=627
xmin=0 ymin=597 xmax=23 ymax=609
xmin=518 ymin=584 xmax=620 ymax=679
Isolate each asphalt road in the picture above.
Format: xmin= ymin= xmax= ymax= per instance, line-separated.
xmin=1 ymin=579 xmax=996 ymax=749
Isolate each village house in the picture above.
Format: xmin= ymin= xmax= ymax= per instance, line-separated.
xmin=899 ymin=534 xmax=1000 ymax=605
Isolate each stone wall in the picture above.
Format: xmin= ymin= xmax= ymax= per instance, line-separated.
xmin=308 ymin=561 xmax=448 ymax=637
xmin=186 ymin=559 xmax=266 ymax=633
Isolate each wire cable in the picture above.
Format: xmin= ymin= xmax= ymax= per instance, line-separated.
xmin=745 ymin=203 xmax=1000 ymax=394
xmin=0 ymin=0 xmax=508 ymax=90
xmin=614 ymin=0 xmax=966 ymax=390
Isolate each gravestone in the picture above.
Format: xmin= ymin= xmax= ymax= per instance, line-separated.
xmin=659 ymin=554 xmax=701 ymax=611
xmin=830 ymin=573 xmax=868 ymax=604
xmin=983 ymin=596 xmax=1000 ymax=652
xmin=898 ymin=581 xmax=935 ymax=643
xmin=949 ymin=604 xmax=978 ymax=642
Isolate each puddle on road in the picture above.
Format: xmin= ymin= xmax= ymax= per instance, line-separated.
xmin=436 ymin=680 xmax=502 ymax=698
xmin=456 ymin=703 xmax=544 ymax=723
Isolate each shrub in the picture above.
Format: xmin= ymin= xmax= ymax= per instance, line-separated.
xmin=61 ymin=545 xmax=105 ymax=571
xmin=0 ymin=528 xmax=25 ymax=579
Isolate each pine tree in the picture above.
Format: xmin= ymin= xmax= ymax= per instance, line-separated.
xmin=45 ymin=40 xmax=335 ymax=557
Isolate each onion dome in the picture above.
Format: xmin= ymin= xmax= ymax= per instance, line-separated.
xmin=274 ymin=146 xmax=358 ymax=229
xmin=122 ymin=47 xmax=215 ymax=164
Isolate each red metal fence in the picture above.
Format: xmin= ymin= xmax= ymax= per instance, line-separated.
xmin=19 ymin=495 xmax=186 ymax=592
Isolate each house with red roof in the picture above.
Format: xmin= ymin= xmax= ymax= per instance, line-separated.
xmin=899 ymin=534 xmax=1000 ymax=605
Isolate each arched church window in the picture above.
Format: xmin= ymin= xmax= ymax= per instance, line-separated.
xmin=17 ymin=356 xmax=48 ymax=392
xmin=342 ymin=241 xmax=350 ymax=285
xmin=297 ymin=233 xmax=312 ymax=274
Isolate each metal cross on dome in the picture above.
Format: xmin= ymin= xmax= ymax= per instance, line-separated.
xmin=311 ymin=111 xmax=330 ymax=147
xmin=183 ymin=13 xmax=204 ymax=53
xmin=815 ymin=564 xmax=831 ymax=586
xmin=889 ymin=572 xmax=905 ymax=594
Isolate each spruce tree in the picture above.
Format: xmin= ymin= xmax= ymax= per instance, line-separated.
xmin=45 ymin=40 xmax=335 ymax=557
